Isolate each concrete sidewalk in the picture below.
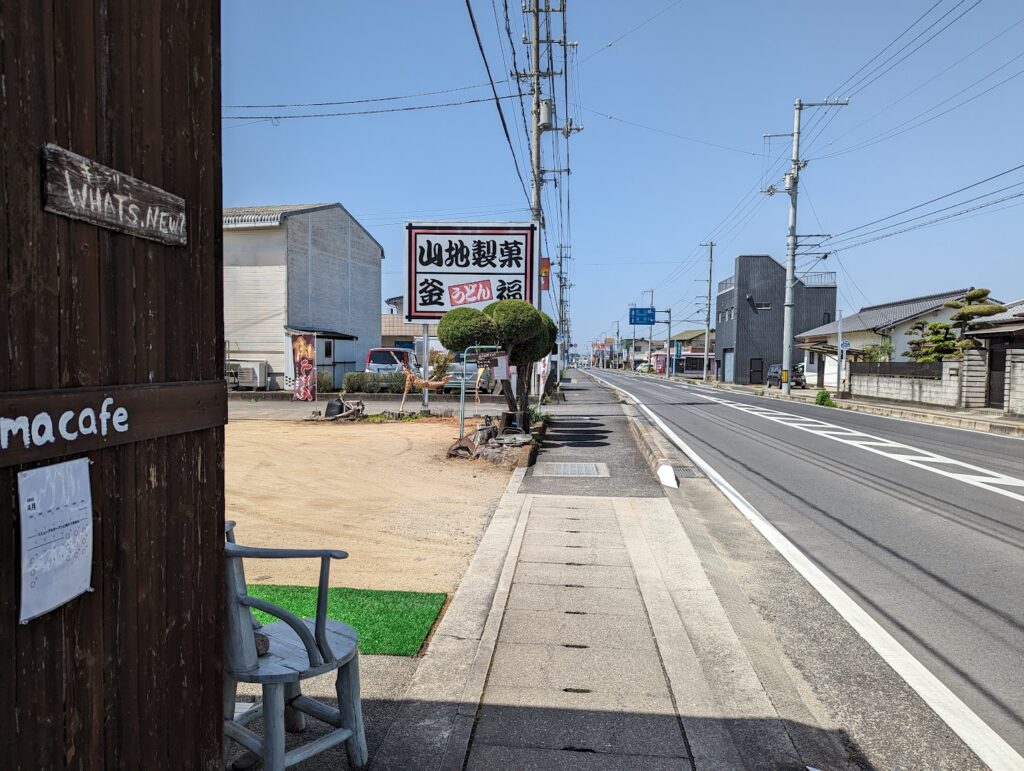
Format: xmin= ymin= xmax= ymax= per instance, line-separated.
xmin=371 ymin=377 xmax=841 ymax=770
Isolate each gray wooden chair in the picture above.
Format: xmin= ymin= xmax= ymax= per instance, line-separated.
xmin=223 ymin=522 xmax=367 ymax=770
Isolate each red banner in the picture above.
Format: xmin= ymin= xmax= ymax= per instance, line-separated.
xmin=291 ymin=334 xmax=316 ymax=401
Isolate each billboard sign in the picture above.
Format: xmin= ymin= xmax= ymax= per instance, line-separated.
xmin=629 ymin=307 xmax=656 ymax=326
xmin=405 ymin=221 xmax=538 ymax=322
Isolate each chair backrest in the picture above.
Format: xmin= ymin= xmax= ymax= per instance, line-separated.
xmin=224 ymin=521 xmax=259 ymax=674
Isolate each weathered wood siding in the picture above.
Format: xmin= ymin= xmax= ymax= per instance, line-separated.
xmin=0 ymin=2 xmax=223 ymax=768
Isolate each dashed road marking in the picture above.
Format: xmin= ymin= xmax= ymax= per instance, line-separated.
xmin=689 ymin=391 xmax=1024 ymax=504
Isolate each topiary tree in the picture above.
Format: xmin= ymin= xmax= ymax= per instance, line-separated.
xmin=943 ymin=288 xmax=1005 ymax=343
xmin=436 ymin=306 xmax=498 ymax=353
xmin=480 ymin=300 xmax=557 ymax=429
xmin=903 ymin=320 xmax=964 ymax=362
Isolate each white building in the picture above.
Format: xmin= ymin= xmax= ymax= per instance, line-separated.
xmin=223 ymin=203 xmax=383 ymax=390
xmin=796 ymin=288 xmax=971 ymax=389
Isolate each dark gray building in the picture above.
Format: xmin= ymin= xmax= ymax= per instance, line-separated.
xmin=715 ymin=254 xmax=836 ymax=384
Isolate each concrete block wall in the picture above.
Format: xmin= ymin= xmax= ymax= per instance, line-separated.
xmin=959 ymin=348 xmax=988 ymax=409
xmin=850 ymin=360 xmax=961 ymax=407
xmin=1007 ymin=349 xmax=1024 ymax=416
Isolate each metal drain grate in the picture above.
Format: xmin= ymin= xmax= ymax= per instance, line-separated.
xmin=533 ymin=462 xmax=610 ymax=478
xmin=675 ymin=467 xmax=704 ymax=478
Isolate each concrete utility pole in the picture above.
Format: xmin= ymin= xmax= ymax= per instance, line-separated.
xmin=836 ymin=309 xmax=843 ymax=394
xmin=530 ymin=0 xmax=542 ymax=315
xmin=615 ymin=320 xmax=621 ymax=369
xmin=701 ymin=241 xmax=714 ymax=382
xmin=647 ymin=289 xmax=654 ymax=362
xmin=778 ymin=97 xmax=847 ymax=395
xmin=664 ymin=308 xmax=673 ymax=379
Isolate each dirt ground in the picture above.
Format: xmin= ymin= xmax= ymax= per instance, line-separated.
xmin=225 ymin=417 xmax=511 ymax=593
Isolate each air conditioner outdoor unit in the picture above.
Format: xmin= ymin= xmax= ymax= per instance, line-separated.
xmin=227 ymin=359 xmax=269 ymax=390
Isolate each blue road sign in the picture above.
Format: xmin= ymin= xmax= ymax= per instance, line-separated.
xmin=629 ymin=307 xmax=656 ymax=325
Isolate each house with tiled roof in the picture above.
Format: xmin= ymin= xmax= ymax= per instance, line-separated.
xmin=795 ymin=288 xmax=973 ymax=389
xmin=223 ymin=203 xmax=383 ymax=390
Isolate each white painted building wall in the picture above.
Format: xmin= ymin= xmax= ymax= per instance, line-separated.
xmin=224 ymin=227 xmax=288 ymax=381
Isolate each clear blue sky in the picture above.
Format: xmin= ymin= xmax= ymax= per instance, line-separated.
xmin=222 ymin=0 xmax=1023 ymax=346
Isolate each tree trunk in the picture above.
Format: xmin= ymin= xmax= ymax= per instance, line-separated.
xmin=516 ymin=362 xmax=534 ymax=431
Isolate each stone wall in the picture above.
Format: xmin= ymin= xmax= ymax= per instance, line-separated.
xmin=850 ymin=360 xmax=961 ymax=407
xmin=960 ymin=348 xmax=988 ymax=409
xmin=1007 ymin=349 xmax=1024 ymax=416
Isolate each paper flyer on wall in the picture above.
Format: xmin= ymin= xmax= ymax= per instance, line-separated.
xmin=18 ymin=457 xmax=94 ymax=623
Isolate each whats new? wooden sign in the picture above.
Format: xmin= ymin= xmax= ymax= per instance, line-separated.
xmin=42 ymin=143 xmax=187 ymax=246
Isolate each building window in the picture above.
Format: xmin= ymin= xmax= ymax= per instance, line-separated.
xmin=808 ymin=351 xmax=816 ymax=365
xmin=754 ymin=302 xmax=771 ymax=310
xmin=823 ymin=312 xmax=831 ymax=324
xmin=324 ymin=340 xmax=333 ymax=358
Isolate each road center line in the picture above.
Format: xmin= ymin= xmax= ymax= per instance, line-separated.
xmin=589 ymin=371 xmax=1024 ymax=770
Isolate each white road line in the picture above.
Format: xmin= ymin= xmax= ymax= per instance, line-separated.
xmin=688 ymin=391 xmax=1024 ymax=504
xmin=590 ymin=371 xmax=1024 ymax=771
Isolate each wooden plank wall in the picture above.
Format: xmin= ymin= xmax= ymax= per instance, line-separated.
xmin=0 ymin=2 xmax=224 ymax=767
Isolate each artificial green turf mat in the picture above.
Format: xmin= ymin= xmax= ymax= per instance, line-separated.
xmin=245 ymin=585 xmax=446 ymax=657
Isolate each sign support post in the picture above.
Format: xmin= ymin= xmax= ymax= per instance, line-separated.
xmin=422 ymin=323 xmax=430 ymax=410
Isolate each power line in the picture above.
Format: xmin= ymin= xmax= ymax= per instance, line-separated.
xmin=815 ymin=55 xmax=1024 ymax=159
xmin=465 ymin=0 xmax=531 ymax=205
xmin=581 ymin=0 xmax=686 ymax=63
xmin=826 ymin=162 xmax=1024 ymax=239
xmin=826 ymin=190 xmax=1024 ymax=252
xmin=578 ymin=106 xmax=758 ymax=156
xmin=220 ymin=94 xmax=517 ymax=121
xmin=846 ymin=0 xmax=987 ymax=97
xmin=223 ymin=81 xmax=499 ymax=109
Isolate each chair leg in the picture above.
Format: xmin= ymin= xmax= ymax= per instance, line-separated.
xmin=223 ymin=676 xmax=237 ymax=767
xmin=262 ymin=683 xmax=287 ymax=771
xmin=283 ymin=681 xmax=306 ymax=733
xmin=337 ymin=658 xmax=368 ymax=767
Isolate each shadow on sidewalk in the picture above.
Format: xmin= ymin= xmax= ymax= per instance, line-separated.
xmin=227 ymin=697 xmax=877 ymax=770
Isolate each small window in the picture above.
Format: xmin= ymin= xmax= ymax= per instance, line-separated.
xmin=755 ymin=302 xmax=771 ymax=310
xmin=823 ymin=312 xmax=831 ymax=324
xmin=324 ymin=340 xmax=333 ymax=358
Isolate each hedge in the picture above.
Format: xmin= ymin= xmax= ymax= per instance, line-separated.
xmin=343 ymin=372 xmax=406 ymax=394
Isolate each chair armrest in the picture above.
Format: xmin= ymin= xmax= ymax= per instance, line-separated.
xmin=238 ymin=595 xmax=324 ymax=668
xmin=225 ymin=542 xmax=347 ymax=560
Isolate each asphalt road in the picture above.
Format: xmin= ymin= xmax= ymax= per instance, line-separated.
xmin=595 ymin=370 xmax=1024 ymax=760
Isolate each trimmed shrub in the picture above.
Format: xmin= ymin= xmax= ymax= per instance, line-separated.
xmin=437 ymin=306 xmax=498 ymax=352
xmin=343 ymin=372 xmax=365 ymax=393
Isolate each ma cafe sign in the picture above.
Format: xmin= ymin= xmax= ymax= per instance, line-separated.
xmin=0 ymin=382 xmax=226 ymax=468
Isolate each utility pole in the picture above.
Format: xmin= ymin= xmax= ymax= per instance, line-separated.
xmin=836 ymin=309 xmax=844 ymax=394
xmin=615 ymin=320 xmax=621 ymax=370
xmin=701 ymin=241 xmax=714 ymax=382
xmin=647 ymin=289 xmax=654 ymax=362
xmin=774 ymin=97 xmax=847 ymax=395
xmin=665 ymin=308 xmax=673 ymax=379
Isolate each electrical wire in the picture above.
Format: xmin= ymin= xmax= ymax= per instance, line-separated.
xmin=219 ymin=94 xmax=517 ymax=121
xmin=223 ymin=81 xmax=500 ymax=109
xmin=581 ymin=0 xmax=686 ymax=63
xmin=465 ymin=0 xmax=531 ymax=206
xmin=577 ymin=106 xmax=759 ymax=156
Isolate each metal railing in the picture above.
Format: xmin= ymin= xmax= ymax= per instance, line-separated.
xmin=800 ymin=272 xmax=837 ymax=287
xmin=717 ymin=276 xmax=735 ymax=294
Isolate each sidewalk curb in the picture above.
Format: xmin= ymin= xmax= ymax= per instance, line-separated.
xmin=370 ymin=469 xmax=530 ymax=770
xmin=622 ymin=402 xmax=685 ymax=488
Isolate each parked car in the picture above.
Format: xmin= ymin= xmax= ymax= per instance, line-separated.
xmin=365 ymin=347 xmax=418 ymax=374
xmin=765 ymin=363 xmax=806 ymax=389
xmin=441 ymin=352 xmax=499 ymax=394
xmin=635 ymin=362 xmax=655 ymax=374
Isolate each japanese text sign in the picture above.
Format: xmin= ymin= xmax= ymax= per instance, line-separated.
xmin=629 ymin=307 xmax=656 ymax=326
xmin=405 ymin=222 xmax=537 ymax=321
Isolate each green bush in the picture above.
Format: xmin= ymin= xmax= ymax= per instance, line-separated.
xmin=815 ymin=389 xmax=837 ymax=407
xmin=344 ymin=371 xmax=408 ymax=394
